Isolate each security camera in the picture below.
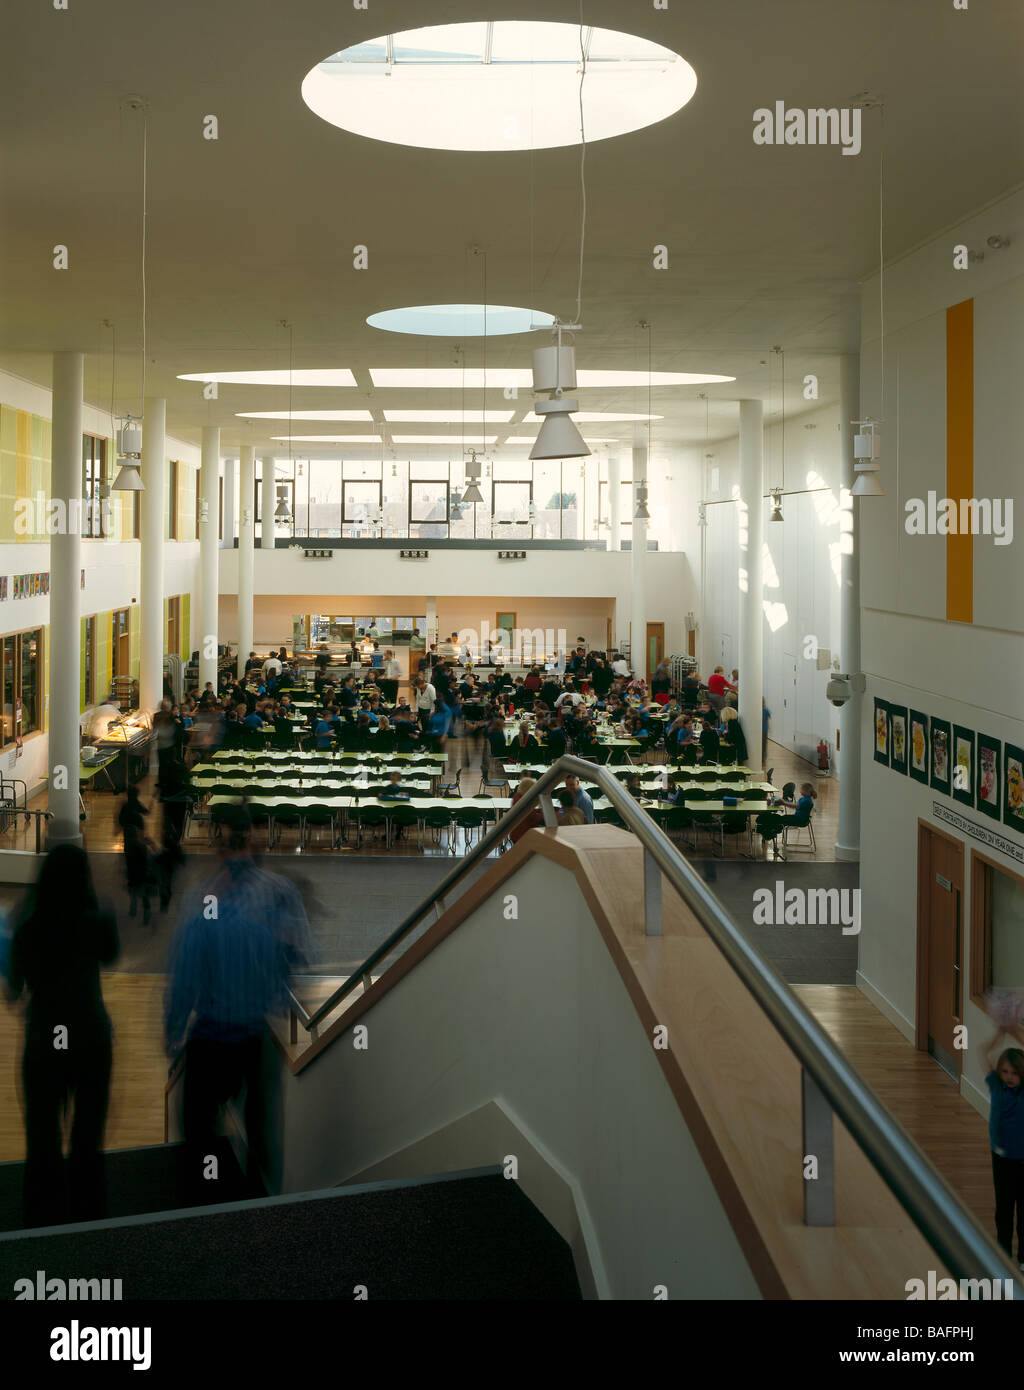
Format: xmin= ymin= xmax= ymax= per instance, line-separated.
xmin=826 ymin=675 xmax=852 ymax=707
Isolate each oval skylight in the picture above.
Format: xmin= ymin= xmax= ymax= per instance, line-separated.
xmin=301 ymin=21 xmax=697 ymax=152
xmin=368 ymin=304 xmax=556 ymax=337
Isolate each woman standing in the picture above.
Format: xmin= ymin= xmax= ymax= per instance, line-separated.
xmin=5 ymin=846 xmax=119 ymax=1227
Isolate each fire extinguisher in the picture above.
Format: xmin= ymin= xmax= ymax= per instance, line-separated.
xmin=817 ymin=739 xmax=830 ymax=773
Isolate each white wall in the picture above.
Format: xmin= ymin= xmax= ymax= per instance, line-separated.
xmin=856 ymin=185 xmax=1024 ymax=1113
xmin=268 ymin=850 xmax=761 ymax=1300
xmin=218 ymin=547 xmax=697 ymax=660
xmin=696 ymin=401 xmax=843 ymax=769
xmin=0 ymin=369 xmax=202 ymax=792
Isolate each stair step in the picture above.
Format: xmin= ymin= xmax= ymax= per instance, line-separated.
xmin=0 ymin=1170 xmax=581 ymax=1300
xmin=0 ymin=1138 xmax=246 ymax=1234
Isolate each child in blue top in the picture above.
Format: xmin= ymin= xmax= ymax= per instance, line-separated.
xmin=982 ymin=1032 xmax=1024 ymax=1265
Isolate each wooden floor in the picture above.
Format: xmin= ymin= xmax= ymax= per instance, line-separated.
xmin=1 ymin=974 xmax=994 ymax=1259
xmin=795 ymin=986 xmax=993 ymax=1232
xmin=0 ymin=736 xmax=838 ymax=863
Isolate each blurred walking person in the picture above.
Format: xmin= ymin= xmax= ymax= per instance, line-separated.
xmin=3 ymin=846 xmax=119 ymax=1227
xmin=165 ymin=804 xmax=313 ymax=1203
xmin=118 ymin=785 xmax=153 ymax=924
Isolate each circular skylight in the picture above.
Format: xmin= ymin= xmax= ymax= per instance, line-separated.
xmin=368 ymin=304 xmax=556 ymax=337
xmin=301 ymin=21 xmax=697 ymax=152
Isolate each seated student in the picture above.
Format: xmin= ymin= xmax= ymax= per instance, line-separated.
xmin=353 ymin=712 xmax=376 ymax=751
xmin=485 ymin=716 xmax=508 ymax=760
xmin=542 ymin=719 xmax=567 ymax=762
xmin=506 ymin=720 xmax=538 ymax=762
xmin=393 ymin=706 xmax=420 ymax=748
xmin=523 ymin=666 xmax=543 ymax=693
xmin=379 ymin=769 xmax=410 ymax=800
xmin=373 ymin=714 xmax=397 ymax=752
xmin=508 ymin=777 xmax=544 ymax=845
xmin=782 ymin=782 xmax=817 ymax=824
xmin=314 ymin=712 xmax=335 ymax=751
xmin=719 ymin=707 xmax=748 ymax=764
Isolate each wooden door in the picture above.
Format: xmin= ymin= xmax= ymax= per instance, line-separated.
xmin=646 ymin=622 xmax=664 ymax=681
xmin=916 ymin=822 xmax=965 ymax=1078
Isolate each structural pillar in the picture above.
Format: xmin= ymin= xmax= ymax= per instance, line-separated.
xmin=607 ymin=453 xmax=621 ymax=552
xmin=630 ymin=440 xmax=648 ymax=677
xmin=198 ymin=426 xmax=220 ymax=692
xmin=221 ymin=456 xmax=236 ymax=551
xmin=47 ymin=351 xmax=84 ymax=846
xmin=836 ymin=353 xmax=862 ymax=860
xmin=237 ymin=447 xmax=255 ymax=678
xmin=738 ymin=400 xmax=764 ymax=768
xmin=261 ymin=454 xmax=275 ymax=550
xmin=139 ymin=397 xmax=167 ymax=714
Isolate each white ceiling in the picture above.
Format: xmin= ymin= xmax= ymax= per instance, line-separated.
xmin=1 ymin=0 xmax=1021 ymax=457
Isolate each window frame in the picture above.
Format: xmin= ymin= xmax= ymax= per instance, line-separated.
xmin=82 ymin=434 xmax=109 ymax=540
xmin=0 ymin=626 xmax=44 ymax=748
xmin=969 ymin=850 xmax=1024 ymax=1011
xmin=408 ymin=476 xmax=450 ymax=538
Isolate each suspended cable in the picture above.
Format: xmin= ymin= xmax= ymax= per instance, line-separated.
xmin=139 ymin=110 xmax=148 ymax=416
xmin=574 ymin=5 xmax=587 ymax=325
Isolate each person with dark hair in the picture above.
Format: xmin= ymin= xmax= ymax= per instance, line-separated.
xmin=118 ymin=785 xmax=153 ymax=923
xmin=5 ymin=846 xmax=119 ymax=1227
xmin=165 ymin=804 xmax=312 ymax=1203
xmin=982 ymin=1034 xmax=1024 ymax=1263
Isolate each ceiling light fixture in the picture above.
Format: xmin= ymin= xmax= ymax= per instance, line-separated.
xmin=367 ymin=367 xmax=732 ymax=389
xmin=368 ymin=304 xmax=556 ymax=337
xmin=769 ymin=487 xmax=784 ymax=522
xmin=237 ymin=410 xmax=374 ymax=422
xmin=112 ymin=417 xmax=144 ymax=491
xmin=851 ymin=419 xmax=884 ymax=496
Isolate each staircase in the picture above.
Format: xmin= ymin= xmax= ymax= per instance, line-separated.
xmin=0 ymin=1159 xmax=581 ymax=1300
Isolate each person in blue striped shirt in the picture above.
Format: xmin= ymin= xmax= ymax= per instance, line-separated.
xmin=165 ymin=805 xmax=313 ymax=1201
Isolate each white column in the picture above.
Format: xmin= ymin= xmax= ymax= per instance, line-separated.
xmin=198 ymin=426 xmax=220 ymax=692
xmin=630 ymin=440 xmax=648 ymax=677
xmin=261 ymin=455 xmax=275 ymax=550
xmin=607 ymin=453 xmax=621 ymax=552
xmin=836 ymin=353 xmax=862 ymax=860
xmin=426 ymin=596 xmax=437 ymax=648
xmin=221 ymin=456 xmax=236 ymax=551
xmin=738 ymin=400 xmax=764 ymax=768
xmin=237 ymin=446 xmax=255 ymax=678
xmin=139 ymin=397 xmax=166 ymax=713
xmin=47 ymin=352 xmax=84 ymax=845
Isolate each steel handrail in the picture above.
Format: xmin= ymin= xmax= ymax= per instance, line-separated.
xmin=296 ymin=752 xmax=1020 ymax=1290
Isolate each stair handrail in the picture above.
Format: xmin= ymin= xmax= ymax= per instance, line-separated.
xmin=295 ymin=752 xmax=1021 ymax=1292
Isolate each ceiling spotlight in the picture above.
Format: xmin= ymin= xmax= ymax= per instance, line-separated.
xmin=274 ymin=485 xmax=292 ymax=522
xmin=112 ymin=415 xmax=145 ymax=490
xmin=987 ymin=235 xmax=1011 ymax=250
xmin=529 ymin=332 xmax=591 ymax=462
xmin=112 ymin=463 xmax=144 ymax=491
xmin=769 ymin=488 xmax=784 ymax=522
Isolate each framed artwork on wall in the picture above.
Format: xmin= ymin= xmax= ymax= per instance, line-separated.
xmin=909 ymin=710 xmax=929 ymax=785
xmin=889 ymin=704 xmax=908 ymax=775
xmin=873 ymin=698 xmax=890 ymax=766
xmin=976 ymin=734 xmax=1001 ymax=820
xmin=1004 ymin=743 xmax=1024 ymax=834
xmin=952 ymin=726 xmax=974 ymax=807
xmin=930 ymin=718 xmax=951 ymax=794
